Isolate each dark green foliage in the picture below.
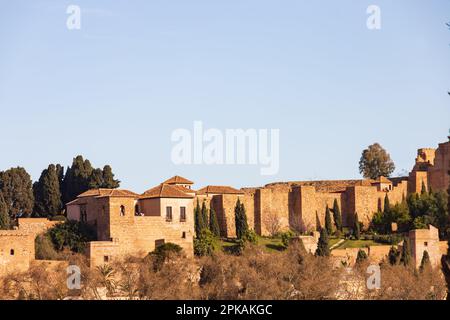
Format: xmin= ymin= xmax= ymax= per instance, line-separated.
xmin=354 ymin=212 xmax=361 ymax=240
xmin=315 ymin=211 xmax=321 ymax=232
xmin=325 ymin=205 xmax=333 ymax=235
xmin=371 ymin=200 xmax=411 ymax=234
xmin=421 ymin=181 xmax=427 ymax=195
xmin=234 ymin=199 xmax=249 ymax=239
xmin=33 ymin=164 xmax=63 ymax=217
xmin=332 ymin=199 xmax=342 ymax=232
xmin=194 ymin=199 xmax=204 ymax=238
xmin=400 ymin=237 xmax=412 ymax=266
xmin=0 ymin=167 xmax=34 ymax=218
xmin=201 ymin=201 xmax=209 ymax=230
xmin=151 ymin=242 xmax=183 ymax=271
xmin=61 ymin=156 xmax=120 ymax=205
xmin=0 ymin=193 xmax=10 ymax=230
xmin=315 ymin=228 xmax=330 ymax=257
xmin=47 ymin=220 xmax=96 ymax=253
xmin=420 ymin=250 xmax=431 ymax=271
xmin=209 ymin=205 xmax=220 ymax=237
xmin=281 ymin=230 xmax=296 ymax=248
xmin=384 ymin=194 xmax=390 ymax=213
xmin=356 ymin=249 xmax=368 ymax=264
xmin=373 ymin=234 xmax=402 ymax=245
xmin=388 ymin=246 xmax=400 ymax=265
xmin=194 ymin=229 xmax=217 ymax=256
xmin=359 ymin=143 xmax=395 ymax=179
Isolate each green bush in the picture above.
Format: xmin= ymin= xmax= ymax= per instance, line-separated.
xmin=280 ymin=230 xmax=296 ymax=248
xmin=48 ymin=220 xmax=96 ymax=253
xmin=242 ymin=229 xmax=258 ymax=244
xmin=373 ymin=234 xmax=402 ymax=245
xmin=194 ymin=229 xmax=218 ymax=256
xmin=150 ymin=242 xmax=183 ymax=271
xmin=356 ymin=249 xmax=368 ymax=264
xmin=49 ymin=215 xmax=67 ymax=221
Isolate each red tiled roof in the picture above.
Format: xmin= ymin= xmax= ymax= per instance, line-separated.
xmin=162 ymin=175 xmax=194 ymax=185
xmin=77 ymin=188 xmax=139 ymax=199
xmin=172 ymin=185 xmax=196 ymax=194
xmin=196 ymin=185 xmax=243 ymax=195
xmin=140 ymin=184 xmax=194 ymax=199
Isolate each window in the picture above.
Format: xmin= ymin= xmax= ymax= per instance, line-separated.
xmin=182 ymin=232 xmax=186 ymax=239
xmin=80 ymin=205 xmax=87 ymax=222
xmin=10 ymin=249 xmax=14 ymax=256
xmin=424 ymin=242 xmax=428 ymax=247
xmin=166 ymin=206 xmax=173 ymax=221
xmin=120 ymin=205 xmax=126 ymax=216
xmin=102 ymin=205 xmax=106 ymax=215
xmin=135 ymin=204 xmax=140 ymax=216
xmin=180 ymin=207 xmax=186 ymax=222
xmin=104 ymin=256 xmax=109 ymax=263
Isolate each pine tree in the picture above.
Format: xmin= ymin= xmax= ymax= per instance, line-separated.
xmin=354 ymin=212 xmax=361 ymax=240
xmin=0 ymin=167 xmax=34 ymax=218
xmin=194 ymin=199 xmax=203 ymax=238
xmin=315 ymin=211 xmax=322 ymax=232
xmin=0 ymin=193 xmax=10 ymax=230
xmin=33 ymin=164 xmax=63 ymax=217
xmin=325 ymin=205 xmax=333 ymax=235
xmin=419 ymin=250 xmax=431 ymax=271
xmin=209 ymin=204 xmax=220 ymax=237
xmin=332 ymin=199 xmax=342 ymax=232
xmin=400 ymin=237 xmax=411 ymax=266
xmin=201 ymin=201 xmax=209 ymax=230
xmin=315 ymin=228 xmax=330 ymax=257
xmin=235 ymin=199 xmax=249 ymax=239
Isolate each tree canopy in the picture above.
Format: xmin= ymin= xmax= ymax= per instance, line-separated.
xmin=359 ymin=143 xmax=395 ymax=179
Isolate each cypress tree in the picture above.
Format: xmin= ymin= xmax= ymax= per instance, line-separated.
xmin=88 ymin=168 xmax=104 ymax=189
xmin=61 ymin=156 xmax=94 ymax=204
xmin=325 ymin=205 xmax=333 ymax=235
xmin=0 ymin=193 xmax=10 ymax=230
xmin=356 ymin=249 xmax=368 ymax=264
xmin=315 ymin=228 xmax=330 ymax=257
xmin=235 ymin=199 xmax=249 ymax=239
xmin=400 ymin=237 xmax=412 ymax=266
xmin=419 ymin=250 xmax=431 ymax=271
xmin=33 ymin=164 xmax=63 ymax=217
xmin=194 ymin=199 xmax=202 ymax=238
xmin=201 ymin=201 xmax=209 ymax=230
xmin=209 ymin=204 xmax=220 ymax=237
xmin=383 ymin=194 xmax=390 ymax=213
xmin=354 ymin=212 xmax=361 ymax=240
xmin=315 ymin=211 xmax=322 ymax=232
xmin=332 ymin=199 xmax=342 ymax=232
xmin=421 ymin=181 xmax=427 ymax=195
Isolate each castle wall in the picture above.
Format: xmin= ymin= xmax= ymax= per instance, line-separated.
xmin=428 ymin=141 xmax=450 ymax=192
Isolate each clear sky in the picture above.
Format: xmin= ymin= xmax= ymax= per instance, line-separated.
xmin=0 ymin=0 xmax=449 ymax=192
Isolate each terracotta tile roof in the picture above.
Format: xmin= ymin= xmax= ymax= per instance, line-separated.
xmin=162 ymin=175 xmax=194 ymax=185
xmin=196 ymin=185 xmax=243 ymax=195
xmin=372 ymin=176 xmax=392 ymax=184
xmin=77 ymin=188 xmax=139 ymax=199
xmin=140 ymin=184 xmax=194 ymax=199
xmin=172 ymin=185 xmax=196 ymax=194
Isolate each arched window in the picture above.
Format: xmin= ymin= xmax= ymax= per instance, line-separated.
xmin=10 ymin=249 xmax=14 ymax=256
xmin=120 ymin=205 xmax=126 ymax=216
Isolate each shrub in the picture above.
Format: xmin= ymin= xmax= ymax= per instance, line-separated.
xmin=280 ymin=230 xmax=296 ymax=248
xmin=373 ymin=234 xmax=402 ymax=245
xmin=150 ymin=242 xmax=183 ymax=271
xmin=194 ymin=229 xmax=218 ymax=256
xmin=47 ymin=220 xmax=96 ymax=253
xmin=356 ymin=249 xmax=368 ymax=264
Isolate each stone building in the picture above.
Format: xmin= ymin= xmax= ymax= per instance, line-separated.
xmin=66 ymin=176 xmax=195 ymax=266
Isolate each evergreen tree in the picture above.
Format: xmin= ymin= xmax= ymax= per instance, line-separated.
xmin=194 ymin=199 xmax=203 ymax=238
xmin=88 ymin=168 xmax=104 ymax=189
xmin=332 ymin=199 xmax=342 ymax=232
xmin=201 ymin=201 xmax=209 ymax=230
xmin=315 ymin=228 xmax=330 ymax=257
xmin=0 ymin=193 xmax=10 ymax=230
xmin=325 ymin=205 xmax=333 ymax=235
xmin=383 ymin=194 xmax=390 ymax=214
xmin=0 ymin=167 xmax=34 ymax=218
xmin=315 ymin=211 xmax=322 ymax=232
xmin=400 ymin=237 xmax=412 ymax=266
xmin=235 ymin=199 xmax=249 ymax=239
xmin=33 ymin=164 xmax=63 ymax=217
xmin=419 ymin=250 xmax=431 ymax=271
xmin=102 ymin=165 xmax=120 ymax=188
xmin=354 ymin=212 xmax=361 ymax=240
xmin=209 ymin=204 xmax=220 ymax=237
xmin=61 ymin=156 xmax=94 ymax=204
xmin=388 ymin=246 xmax=400 ymax=265
xmin=421 ymin=181 xmax=427 ymax=195
xmin=359 ymin=143 xmax=395 ymax=179
xmin=356 ymin=249 xmax=368 ymax=264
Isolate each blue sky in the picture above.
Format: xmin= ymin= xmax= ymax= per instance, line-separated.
xmin=0 ymin=0 xmax=449 ymax=192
